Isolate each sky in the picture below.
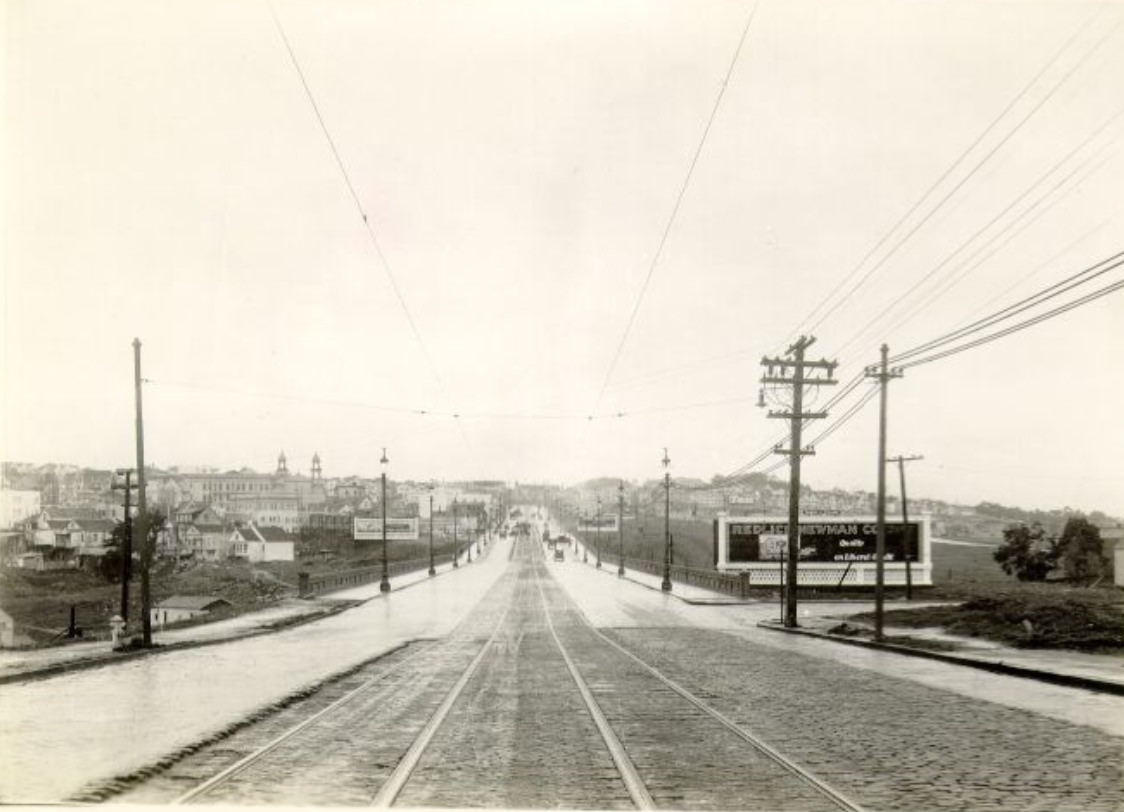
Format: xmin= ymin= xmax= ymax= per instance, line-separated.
xmin=3 ymin=0 xmax=1123 ymax=515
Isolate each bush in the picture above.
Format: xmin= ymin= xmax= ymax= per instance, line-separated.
xmin=993 ymin=523 xmax=1059 ymax=581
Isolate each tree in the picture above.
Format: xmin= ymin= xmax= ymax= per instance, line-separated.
xmin=1058 ymin=517 xmax=1106 ymax=582
xmin=98 ymin=521 xmax=130 ymax=582
xmin=993 ymin=522 xmax=1059 ymax=581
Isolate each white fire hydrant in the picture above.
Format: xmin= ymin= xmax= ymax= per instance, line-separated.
xmin=110 ymin=615 xmax=126 ymax=650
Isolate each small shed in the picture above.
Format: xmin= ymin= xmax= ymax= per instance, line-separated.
xmin=152 ymin=595 xmax=233 ymax=627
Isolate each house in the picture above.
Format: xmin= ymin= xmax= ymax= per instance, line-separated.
xmin=151 ymin=596 xmax=233 ymax=627
xmin=229 ymin=523 xmax=295 ymax=563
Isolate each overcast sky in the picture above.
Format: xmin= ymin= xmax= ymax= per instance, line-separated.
xmin=3 ymin=0 xmax=1123 ymax=514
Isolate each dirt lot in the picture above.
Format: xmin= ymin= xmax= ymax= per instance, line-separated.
xmin=0 ymin=560 xmax=297 ymax=645
xmin=848 ymin=583 xmax=1124 ymax=652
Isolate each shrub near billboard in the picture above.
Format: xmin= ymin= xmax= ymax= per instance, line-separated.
xmin=714 ymin=515 xmax=931 ymax=586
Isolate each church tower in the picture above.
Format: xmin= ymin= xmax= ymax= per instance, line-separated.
xmin=311 ymin=452 xmax=322 ymax=482
xmin=276 ymin=450 xmax=289 ymax=476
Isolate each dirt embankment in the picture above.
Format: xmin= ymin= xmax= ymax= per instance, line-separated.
xmin=1 ymin=561 xmax=298 ymax=645
xmin=848 ymin=586 xmax=1124 ymax=652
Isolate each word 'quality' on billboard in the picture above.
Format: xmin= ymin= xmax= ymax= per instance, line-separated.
xmin=726 ymin=519 xmax=920 ymax=563
xmin=353 ymin=517 xmax=420 ymax=541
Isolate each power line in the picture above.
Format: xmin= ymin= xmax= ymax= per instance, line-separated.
xmin=591 ymin=0 xmax=762 ymax=414
xmin=781 ymin=6 xmax=1119 ymax=349
xmin=897 ymin=273 xmax=1124 ymax=370
xmin=893 ymin=249 xmax=1124 ymax=363
xmin=833 ymin=103 xmax=1124 ymax=358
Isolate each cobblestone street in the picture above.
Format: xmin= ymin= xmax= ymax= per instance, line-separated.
xmin=8 ymin=534 xmax=1124 ymax=810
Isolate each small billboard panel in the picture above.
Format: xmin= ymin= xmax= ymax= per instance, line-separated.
xmin=354 ymin=517 xmax=420 ymax=541
xmin=577 ymin=514 xmax=619 ymax=534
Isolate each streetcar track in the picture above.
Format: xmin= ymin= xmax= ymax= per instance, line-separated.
xmin=166 ymin=533 xmax=866 ymax=810
xmin=534 ymin=548 xmax=866 ymax=812
xmin=171 ymin=567 xmax=519 ymax=805
xmin=533 ymin=565 xmax=657 ymax=810
xmin=369 ymin=605 xmax=512 ymax=808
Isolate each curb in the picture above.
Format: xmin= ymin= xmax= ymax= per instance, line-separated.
xmin=756 ymin=621 xmax=1124 ymax=697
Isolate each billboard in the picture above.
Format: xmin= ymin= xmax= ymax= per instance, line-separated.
xmin=714 ymin=515 xmax=931 ymax=586
xmin=577 ymin=514 xmax=619 ymax=534
xmin=726 ymin=519 xmax=920 ymax=563
xmin=353 ymin=517 xmax=420 ymax=541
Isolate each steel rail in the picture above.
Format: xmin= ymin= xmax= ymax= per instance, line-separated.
xmin=172 ymin=642 xmax=430 ymax=805
xmin=585 ymin=623 xmax=867 ymax=812
xmin=369 ymin=603 xmax=513 ymax=807
xmin=174 ymin=569 xmax=518 ymax=806
xmin=532 ymin=556 xmax=657 ymax=810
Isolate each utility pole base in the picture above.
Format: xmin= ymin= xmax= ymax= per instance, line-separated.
xmin=380 ymin=577 xmax=391 ymax=593
xmin=661 ymin=579 xmax=672 ymax=592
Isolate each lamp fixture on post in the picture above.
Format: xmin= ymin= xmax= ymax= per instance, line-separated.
xmin=379 ymin=448 xmax=390 ymax=593
xmin=595 ymin=495 xmax=602 ymax=568
xmin=661 ymin=448 xmax=672 ymax=592
xmin=428 ymin=482 xmax=436 ymax=577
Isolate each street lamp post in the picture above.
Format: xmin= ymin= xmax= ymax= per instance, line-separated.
xmin=582 ymin=511 xmax=588 ymax=563
xmin=661 ymin=449 xmax=672 ymax=592
xmin=617 ymin=480 xmax=625 ymax=577
xmin=595 ymin=496 xmax=602 ymax=568
xmin=380 ymin=449 xmax=390 ymax=593
xmin=428 ymin=486 xmax=436 ymax=577
xmin=453 ymin=499 xmax=459 ymax=568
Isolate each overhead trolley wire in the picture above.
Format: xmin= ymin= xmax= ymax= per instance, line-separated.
xmin=777 ymin=4 xmax=1116 ymax=351
xmin=266 ymin=1 xmax=449 ymax=394
xmin=590 ymin=0 xmax=763 ymax=415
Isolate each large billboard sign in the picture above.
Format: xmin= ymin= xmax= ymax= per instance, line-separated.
xmin=726 ymin=519 xmax=919 ymax=563
xmin=354 ymin=517 xmax=420 ymax=541
xmin=715 ymin=515 xmax=931 ymax=585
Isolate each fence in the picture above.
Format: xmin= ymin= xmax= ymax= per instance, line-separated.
xmin=298 ymin=553 xmax=456 ymax=596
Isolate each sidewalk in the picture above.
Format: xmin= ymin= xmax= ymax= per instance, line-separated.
xmin=0 ymin=550 xmax=484 ymax=685
xmin=757 ymin=614 xmax=1124 ymax=696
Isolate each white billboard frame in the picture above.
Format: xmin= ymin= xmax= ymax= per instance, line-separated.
xmin=714 ymin=514 xmax=932 ymax=587
xmin=353 ymin=516 xmax=420 ymax=541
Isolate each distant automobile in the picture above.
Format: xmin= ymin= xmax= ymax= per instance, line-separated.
xmin=553 ymin=548 xmax=565 ymax=562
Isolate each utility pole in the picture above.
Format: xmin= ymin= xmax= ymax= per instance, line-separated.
xmin=760 ymin=336 xmax=836 ymax=628
xmin=111 ymin=469 xmax=135 ymax=623
xmin=887 ymin=454 xmax=923 ymax=600
xmin=133 ymin=339 xmax=152 ymax=647
xmin=661 ymin=449 xmax=672 ymax=592
xmin=452 ymin=499 xmax=459 ymax=568
xmin=617 ymin=480 xmax=625 ymax=577
xmin=866 ymin=344 xmax=903 ymax=642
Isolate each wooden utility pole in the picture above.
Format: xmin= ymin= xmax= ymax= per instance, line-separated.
xmin=661 ymin=449 xmax=672 ymax=592
xmin=866 ymin=344 xmax=903 ymax=642
xmin=133 ymin=339 xmax=152 ymax=647
xmin=761 ymin=336 xmax=836 ymax=627
xmin=888 ymin=454 xmax=923 ymax=600
xmin=111 ymin=469 xmax=135 ymax=622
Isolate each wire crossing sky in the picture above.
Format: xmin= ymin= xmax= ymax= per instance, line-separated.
xmin=3 ymin=0 xmax=1123 ymax=515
